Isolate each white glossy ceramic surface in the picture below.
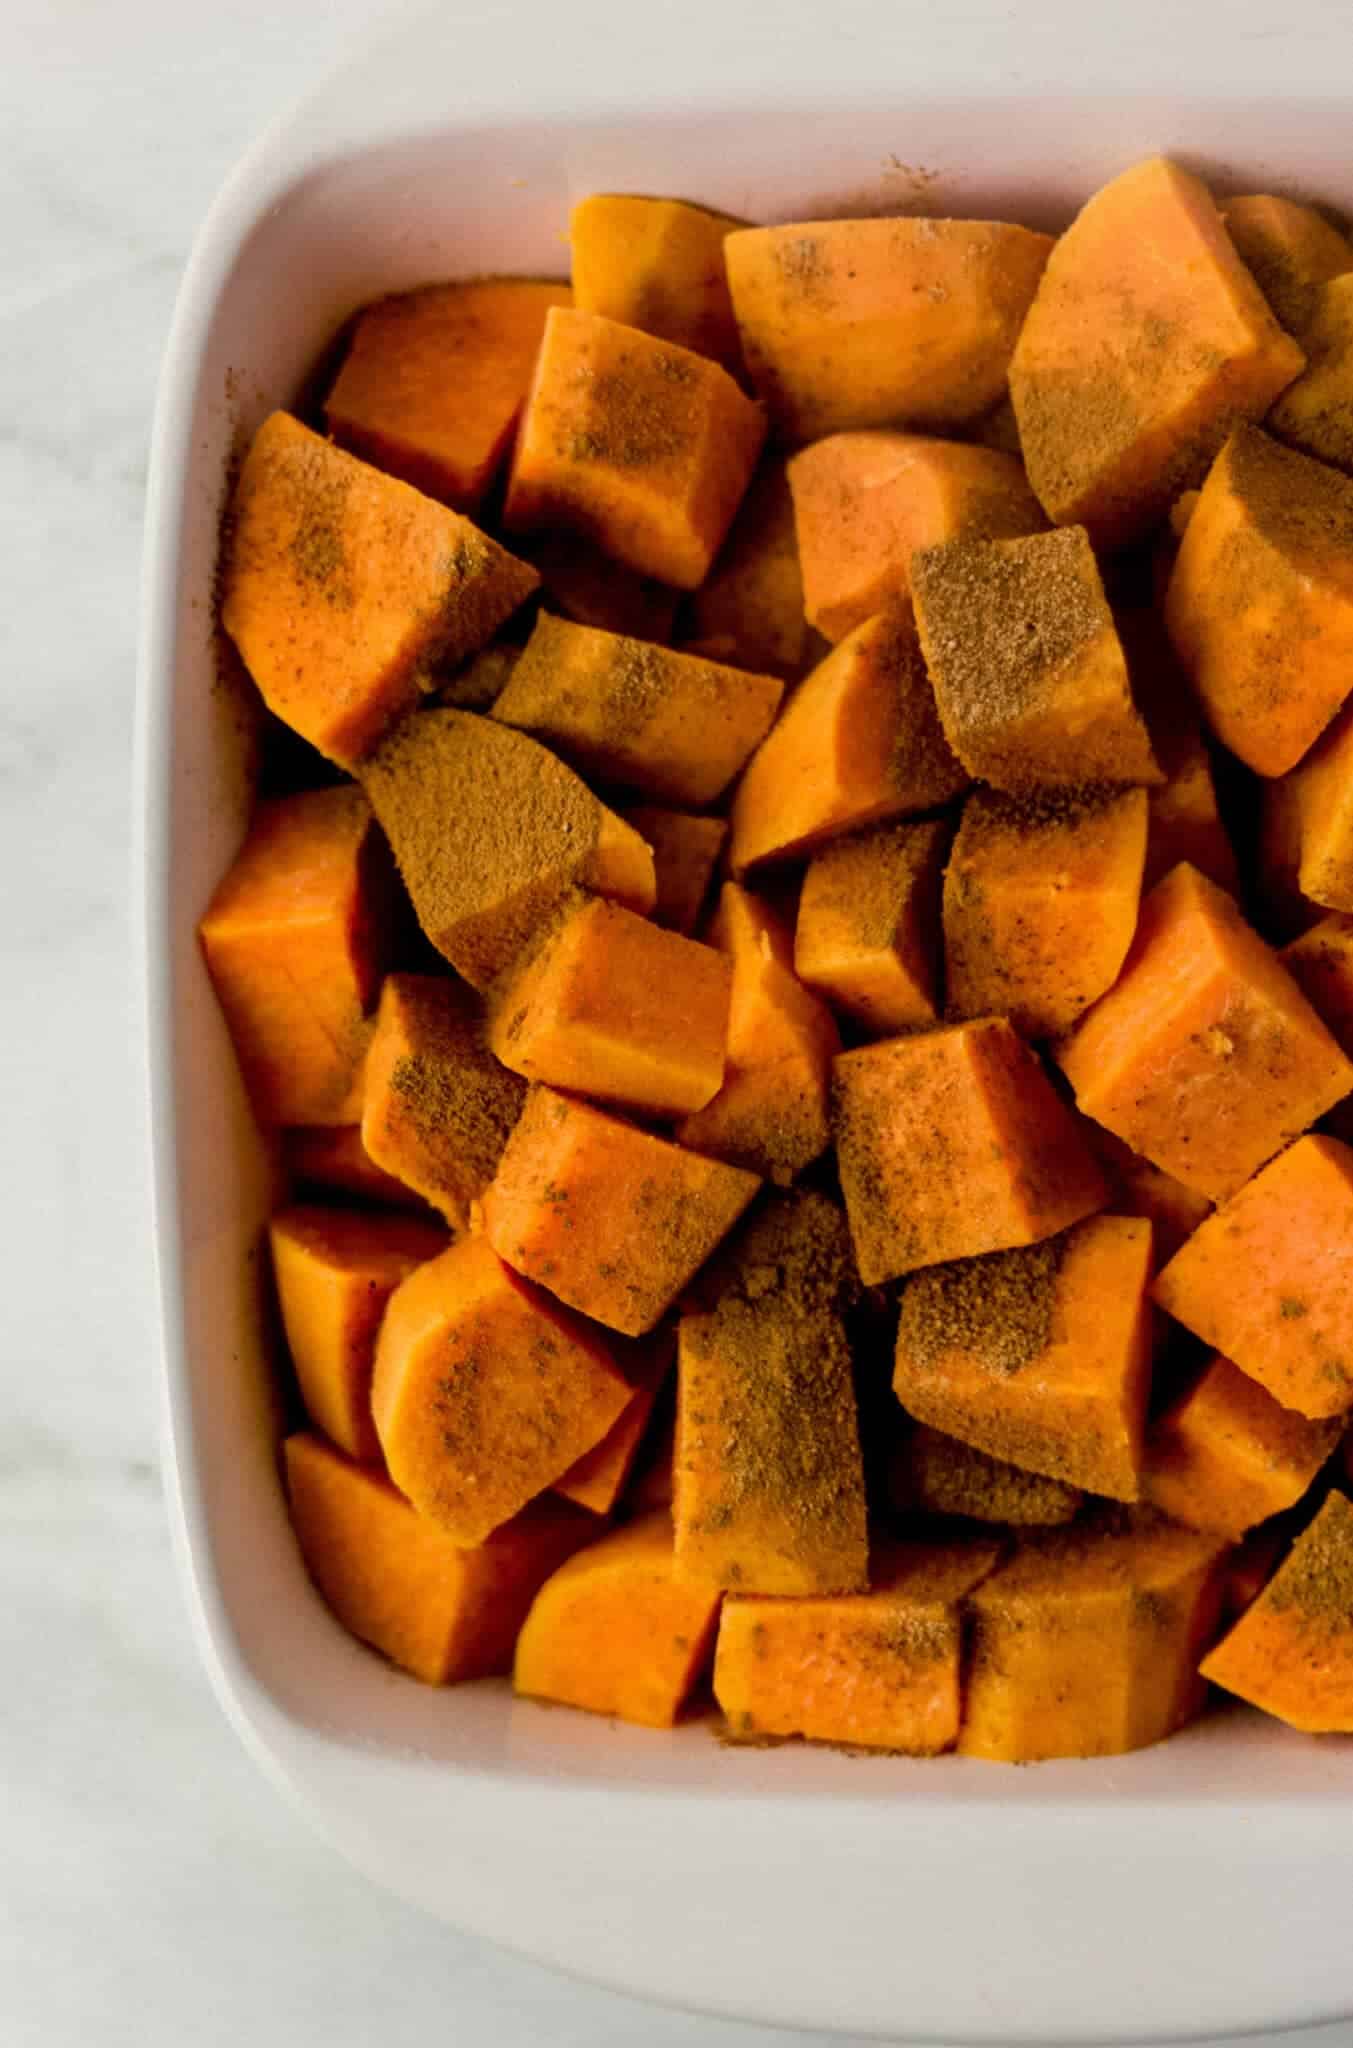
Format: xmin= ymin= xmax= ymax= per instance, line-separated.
xmin=137 ymin=2 xmax=1353 ymax=2036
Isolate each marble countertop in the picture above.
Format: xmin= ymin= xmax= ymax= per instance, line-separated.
xmin=4 ymin=3 xmax=1350 ymax=2043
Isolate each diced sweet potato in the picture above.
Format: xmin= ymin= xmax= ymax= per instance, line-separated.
xmin=794 ymin=819 xmax=947 ymax=1035
xmin=1270 ymin=273 xmax=1353 ymax=472
xmin=1201 ymin=1489 xmax=1353 ymax=1732
xmin=788 ymin=432 xmax=1044 ymax=643
xmin=284 ymin=1124 xmax=430 ymax=1211
xmin=1261 ymin=699 xmax=1353 ymax=914
xmin=1224 ymin=194 xmax=1352 ymax=337
xmin=569 ymin=194 xmax=744 ymax=371
xmin=360 ymin=709 xmax=655 ymax=988
xmin=284 ymin=1432 xmax=594 ymax=1684
xmin=270 ymin=1204 xmax=449 ymax=1462
xmin=1056 ymin=863 xmax=1353 ymax=1202
xmin=943 ymin=786 xmax=1149 ymax=1039
xmin=514 ymin=1510 xmax=723 ymax=1727
xmin=1142 ymin=1353 xmax=1342 ymax=1538
xmin=482 ymin=1084 xmax=759 ymax=1335
xmin=684 ymin=460 xmax=808 ymax=677
xmin=1281 ymin=913 xmax=1353 ymax=1054
xmin=492 ymin=612 xmax=782 ymax=806
xmin=715 ymin=1538 xmax=1002 ymax=1752
xmin=503 ymin=307 xmax=766 ymax=589
xmin=487 ymin=893 xmax=731 ymax=1116
xmin=728 ymin=608 xmax=967 ymax=874
xmin=371 ymin=1234 xmax=633 ymax=1544
xmin=621 ymin=807 xmax=727 ymax=935
xmin=725 ymin=215 xmax=1052 ymax=441
xmin=1222 ymin=1525 xmax=1290 ymax=1623
xmin=555 ymin=1334 xmax=673 ymax=1516
xmin=833 ymin=1017 xmax=1107 ymax=1285
xmin=1077 ymin=1124 xmax=1213 ymax=1268
xmin=1153 ymin=1134 xmax=1353 ymax=1420
xmin=324 ymin=280 xmax=570 ymax=508
xmin=1009 ymin=157 xmax=1305 ymax=547
xmin=528 ymin=530 xmax=680 ymax=642
xmin=221 ymin=413 xmax=539 ymax=765
xmin=888 ymin=1426 xmax=1081 ymax=1527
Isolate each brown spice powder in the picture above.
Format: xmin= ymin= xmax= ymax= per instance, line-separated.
xmin=1265 ymin=1489 xmax=1353 ymax=1624
xmin=1226 ymin=422 xmax=1353 ymax=559
xmin=900 ymin=1232 xmax=1071 ymax=1379
xmin=564 ymin=352 xmax=697 ymax=471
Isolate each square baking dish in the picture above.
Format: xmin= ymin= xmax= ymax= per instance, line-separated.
xmin=135 ymin=2 xmax=1353 ymax=2035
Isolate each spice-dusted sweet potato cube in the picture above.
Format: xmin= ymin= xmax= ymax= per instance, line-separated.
xmin=911 ymin=527 xmax=1160 ymax=794
xmin=284 ymin=1124 xmax=431 ymax=1211
xmin=788 ymin=432 xmax=1044 ymax=644
xmin=1270 ymin=273 xmax=1353 ymax=472
xmin=1078 ymin=1124 xmax=1213 ymax=1268
xmin=1281 ymin=913 xmax=1353 ymax=1055
xmin=894 ymin=1216 xmax=1154 ymax=1500
xmin=1224 ymin=194 xmax=1352 ymax=337
xmin=569 ymin=194 xmax=744 ymax=372
xmin=360 ymin=710 xmax=655 ymax=989
xmin=503 ymin=307 xmax=765 ymax=589
xmin=371 ymin=1234 xmax=633 ymax=1544
xmin=1164 ymin=428 xmax=1353 ymax=777
xmin=221 ymin=413 xmax=539 ymax=766
xmin=1201 ymin=1489 xmax=1353 ymax=1733
xmin=621 ymin=807 xmax=726 ymax=936
xmin=199 ymin=786 xmax=392 ymax=1126
xmin=1142 ymin=1353 xmax=1342 ymax=1539
xmin=728 ymin=608 xmax=967 ymax=874
xmin=685 ymin=460 xmax=808 ymax=677
xmin=724 ymin=215 xmax=1052 ymax=441
xmin=1056 ymin=864 xmax=1353 ymax=1203
xmin=1153 ymin=1135 xmax=1353 ymax=1420
xmin=482 ymin=1085 xmax=759 ymax=1336
xmin=1261 ymin=699 xmax=1353 ymax=914
xmin=487 ymin=894 xmax=731 ymax=1116
xmin=270 ymin=1205 xmax=449 ymax=1463
xmin=888 ymin=1426 xmax=1081 ymax=1527
xmin=284 ymin=1433 xmax=594 ymax=1685
xmin=492 ymin=613 xmax=782 ymax=807
xmin=943 ymin=786 xmax=1149 ymax=1040
xmin=960 ymin=1514 xmax=1229 ymax=1761
xmin=715 ymin=1537 xmax=1002 ymax=1752
xmin=360 ymin=973 xmax=525 ymax=1228
xmin=833 ymin=1017 xmax=1107 ymax=1285
xmin=674 ymin=1192 xmax=868 ymax=1596
xmin=795 ymin=819 xmax=947 ymax=1035
xmin=514 ymin=1510 xmax=723 ymax=1727
xmin=1009 ymin=157 xmax=1304 ymax=547
xmin=555 ymin=1333 xmax=673 ymax=1516
xmin=324 ymin=280 xmax=570 ymax=508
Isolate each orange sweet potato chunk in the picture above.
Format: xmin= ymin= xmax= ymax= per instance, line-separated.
xmin=724 ymin=215 xmax=1052 ymax=441
xmin=1056 ymin=863 xmax=1353 ymax=1202
xmin=371 ymin=1234 xmax=633 ymax=1544
xmin=1153 ymin=1135 xmax=1353 ymax=1420
xmin=487 ymin=894 xmax=731 ymax=1116
xmin=889 ymin=1427 xmax=1081 ymax=1527
xmin=1009 ymin=157 xmax=1305 ymax=547
xmin=1077 ymin=1124 xmax=1213 ymax=1268
xmin=715 ymin=1538 xmax=1002 ymax=1753
xmin=221 ymin=413 xmax=539 ymax=766
xmin=788 ymin=432 xmax=1044 ymax=643
xmin=621 ymin=807 xmax=726 ymax=935
xmin=285 ymin=1432 xmax=594 ymax=1684
xmin=270 ymin=1204 xmax=449 ymax=1462
xmin=1261 ymin=698 xmax=1353 ymax=914
xmin=503 ymin=307 xmax=766 ymax=589
xmin=728 ymin=608 xmax=967 ymax=874
xmin=1142 ymin=1353 xmax=1341 ymax=1539
xmin=1270 ymin=273 xmax=1353 ymax=472
xmin=324 ymin=280 xmax=570 ymax=508
xmin=482 ymin=1084 xmax=760 ymax=1336
xmin=1281 ymin=913 xmax=1353 ymax=1055
xmin=555 ymin=1334 xmax=673 ymax=1516
xmin=1224 ymin=194 xmax=1352 ymax=337
xmin=492 ymin=612 xmax=782 ymax=806
xmin=284 ymin=1124 xmax=430 ymax=1211
xmin=514 ymin=1510 xmax=723 ymax=1727
xmin=569 ymin=194 xmax=744 ymax=371
xmin=685 ymin=459 xmax=808 ymax=677
xmin=1201 ymin=1488 xmax=1353 ymax=1732
xmin=199 ymin=785 xmax=392 ymax=1126
xmin=833 ymin=1017 xmax=1107 ymax=1285
xmin=795 ymin=819 xmax=947 ymax=1035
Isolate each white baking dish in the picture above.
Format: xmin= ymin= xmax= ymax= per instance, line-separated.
xmin=135 ymin=1 xmax=1353 ymax=2035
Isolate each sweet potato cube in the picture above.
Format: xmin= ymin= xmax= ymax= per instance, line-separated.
xmin=360 ymin=710 xmax=656 ymax=988
xmin=911 ymin=526 xmax=1160 ymax=794
xmin=1261 ymin=698 xmax=1353 ymax=914
xmin=360 ymin=973 xmax=525 ymax=1227
xmin=527 ymin=529 xmax=679 ymax=643
xmin=1224 ymin=194 xmax=1352 ymax=337
xmin=514 ymin=1510 xmax=723 ymax=1727
xmin=324 ymin=280 xmax=570 ymax=508
xmin=487 ymin=893 xmax=731 ymax=1116
xmin=795 ymin=819 xmax=947 ymax=1034
xmin=569 ymin=194 xmax=744 ymax=371
xmin=1270 ymin=273 xmax=1353 ymax=472
xmin=1056 ymin=863 xmax=1353 ymax=1202
xmin=725 ymin=215 xmax=1052 ymax=441
xmin=1281 ymin=913 xmax=1353 ymax=1055
xmin=888 ymin=1427 xmax=1081 ymax=1527
xmin=1153 ymin=1135 xmax=1353 ymax=1420
xmin=221 ymin=413 xmax=539 ymax=765
xmin=492 ymin=613 xmax=782 ymax=806
xmin=482 ymin=1085 xmax=759 ymax=1335
xmin=943 ymin=786 xmax=1149 ymax=1039
xmin=1009 ymin=157 xmax=1304 ymax=547
xmin=371 ymin=1234 xmax=632 ymax=1544
xmin=284 ymin=1433 xmax=594 ymax=1684
xmin=1142 ymin=1353 xmax=1342 ymax=1538
xmin=284 ymin=1124 xmax=430 ymax=1211
xmin=1201 ymin=1489 xmax=1353 ymax=1732
xmin=833 ymin=1017 xmax=1107 ymax=1285
xmin=199 ymin=785 xmax=391 ymax=1125
xmin=788 ymin=431 xmax=1044 ymax=643
xmin=503 ymin=307 xmax=765 ymax=589
xmin=555 ymin=1335 xmax=672 ymax=1516
xmin=621 ymin=807 xmax=726 ymax=935
xmin=685 ymin=460 xmax=808 ymax=677
xmin=1078 ymin=1124 xmax=1213 ymax=1268
xmin=715 ymin=1538 xmax=1002 ymax=1752
xmin=728 ymin=608 xmax=967 ymax=874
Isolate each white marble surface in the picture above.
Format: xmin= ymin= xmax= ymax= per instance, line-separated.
xmin=3 ymin=4 xmax=1351 ymax=2044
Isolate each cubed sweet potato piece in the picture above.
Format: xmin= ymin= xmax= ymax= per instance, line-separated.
xmin=621 ymin=807 xmax=727 ymax=935
xmin=685 ymin=460 xmax=808 ymax=677
xmin=1077 ymin=1123 xmax=1213 ymax=1268
xmin=1270 ymin=273 xmax=1353 ymax=472
xmin=555 ymin=1334 xmax=673 ymax=1516
xmin=1201 ymin=1489 xmax=1353 ymax=1732
xmin=795 ymin=819 xmax=947 ymax=1034
xmin=888 ymin=1426 xmax=1081 ymax=1527
xmin=1261 ymin=698 xmax=1353 ymax=914
xmin=1281 ymin=913 xmax=1353 ymax=1054
xmin=569 ymin=194 xmax=744 ymax=371
xmin=284 ymin=1124 xmax=430 ymax=1211
xmin=1224 ymin=194 xmax=1352 ymax=337
xmin=528 ymin=530 xmax=680 ymax=642
xmin=1009 ymin=158 xmax=1305 ymax=547
xmin=1142 ymin=1353 xmax=1342 ymax=1538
